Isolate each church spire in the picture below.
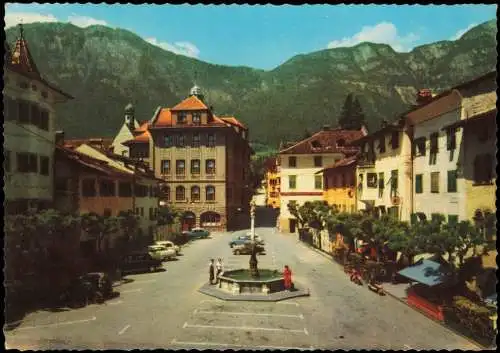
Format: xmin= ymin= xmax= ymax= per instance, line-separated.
xmin=11 ymin=23 xmax=40 ymax=76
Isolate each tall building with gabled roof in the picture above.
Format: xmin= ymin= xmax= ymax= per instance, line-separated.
xmin=278 ymin=125 xmax=365 ymax=233
xmin=3 ymin=24 xmax=73 ymax=214
xmin=120 ymin=85 xmax=253 ymax=231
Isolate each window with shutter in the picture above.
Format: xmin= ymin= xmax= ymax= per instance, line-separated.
xmin=415 ymin=174 xmax=423 ymax=194
xmin=191 ymin=186 xmax=200 ymax=201
xmin=288 ymin=156 xmax=297 ymax=167
xmin=289 ymin=175 xmax=297 ymax=189
xmin=446 ymin=128 xmax=456 ymax=150
xmin=447 ymin=170 xmax=457 ymax=192
xmin=314 ymin=175 xmax=322 ymax=189
xmin=430 ymin=172 xmax=440 ymax=193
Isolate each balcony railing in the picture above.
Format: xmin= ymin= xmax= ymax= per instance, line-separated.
xmin=357 ymin=153 xmax=375 ymax=167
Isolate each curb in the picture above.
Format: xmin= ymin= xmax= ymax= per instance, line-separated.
xmin=298 ymin=240 xmax=491 ymax=350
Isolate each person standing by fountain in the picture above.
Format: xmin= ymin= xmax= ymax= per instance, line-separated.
xmin=283 ymin=265 xmax=292 ymax=291
xmin=209 ymin=259 xmax=215 ymax=285
xmin=215 ymin=258 xmax=224 ymax=283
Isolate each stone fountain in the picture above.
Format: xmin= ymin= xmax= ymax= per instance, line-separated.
xmin=199 ymin=200 xmax=309 ymax=301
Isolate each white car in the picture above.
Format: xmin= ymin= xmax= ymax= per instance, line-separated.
xmin=155 ymin=240 xmax=181 ymax=255
xmin=147 ymin=245 xmax=176 ymax=261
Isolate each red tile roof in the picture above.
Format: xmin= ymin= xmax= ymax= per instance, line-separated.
xmin=171 ymin=95 xmax=209 ymax=111
xmin=7 ymin=25 xmax=73 ymax=99
xmin=64 ymin=137 xmax=114 ymax=151
xmin=220 ymin=116 xmax=247 ymax=130
xmin=122 ymin=130 xmax=150 ymax=145
xmin=317 ymin=155 xmax=358 ymax=174
xmin=280 ymin=128 xmax=364 ymax=155
xmin=154 ymin=108 xmax=173 ymax=126
xmin=56 ymin=145 xmax=132 ymax=179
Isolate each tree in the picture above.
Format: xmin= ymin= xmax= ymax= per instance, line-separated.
xmin=156 ymin=206 xmax=180 ymax=226
xmin=117 ymin=210 xmax=140 ymax=244
xmin=81 ymin=212 xmax=119 ymax=254
xmin=338 ymin=93 xmax=366 ymax=130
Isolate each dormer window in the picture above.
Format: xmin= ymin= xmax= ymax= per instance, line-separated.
xmin=192 ymin=112 xmax=201 ymax=125
xmin=177 ymin=112 xmax=187 ymax=124
xmin=311 ymin=140 xmax=322 ymax=148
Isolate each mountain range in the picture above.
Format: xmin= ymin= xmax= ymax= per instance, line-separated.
xmin=5 ymin=20 xmax=497 ymax=148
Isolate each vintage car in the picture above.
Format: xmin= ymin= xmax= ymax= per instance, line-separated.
xmin=232 ymin=242 xmax=266 ymax=255
xmin=229 ymin=234 xmax=264 ymax=248
xmin=155 ymin=240 xmax=181 ymax=255
xmin=182 ymin=227 xmax=210 ymax=239
xmin=120 ymin=251 xmax=163 ymax=275
xmin=147 ymin=244 xmax=176 ymax=261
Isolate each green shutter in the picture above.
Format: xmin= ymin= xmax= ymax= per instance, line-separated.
xmin=447 ymin=170 xmax=457 ymax=192
xmin=415 ymin=174 xmax=423 ymax=194
xmin=410 ymin=213 xmax=418 ymax=225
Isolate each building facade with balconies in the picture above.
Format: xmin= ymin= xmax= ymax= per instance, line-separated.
xmin=264 ymin=157 xmax=281 ymax=208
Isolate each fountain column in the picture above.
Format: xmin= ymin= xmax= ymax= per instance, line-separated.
xmin=249 ymin=200 xmax=259 ymax=278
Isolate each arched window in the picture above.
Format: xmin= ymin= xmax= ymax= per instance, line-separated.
xmin=206 ymin=185 xmax=215 ymax=201
xmin=191 ymin=186 xmax=200 ymax=201
xmin=161 ymin=185 xmax=170 ymax=201
xmin=176 ymin=186 xmax=185 ymax=200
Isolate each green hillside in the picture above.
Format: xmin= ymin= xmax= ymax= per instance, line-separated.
xmin=5 ymin=19 xmax=497 ymax=148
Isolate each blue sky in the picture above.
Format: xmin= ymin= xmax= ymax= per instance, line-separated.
xmin=5 ymin=3 xmax=497 ymax=70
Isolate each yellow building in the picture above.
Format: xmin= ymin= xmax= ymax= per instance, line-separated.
xmin=278 ymin=126 xmax=365 ymax=233
xmin=3 ymin=25 xmax=73 ymax=214
xmin=318 ymin=155 xmax=357 ymax=213
xmin=122 ymin=85 xmax=252 ymax=231
xmin=264 ymin=157 xmax=280 ymax=208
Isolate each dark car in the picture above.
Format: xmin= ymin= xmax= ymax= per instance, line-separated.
xmin=229 ymin=234 xmax=264 ymax=248
xmin=233 ymin=242 xmax=266 ymax=255
xmin=120 ymin=252 xmax=163 ymax=275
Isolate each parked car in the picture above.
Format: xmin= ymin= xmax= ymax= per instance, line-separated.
xmin=183 ymin=227 xmax=210 ymax=239
xmin=155 ymin=240 xmax=181 ymax=255
xmin=229 ymin=234 xmax=264 ymax=248
xmin=232 ymin=242 xmax=266 ymax=255
xmin=148 ymin=245 xmax=176 ymax=261
xmin=120 ymin=251 xmax=163 ymax=275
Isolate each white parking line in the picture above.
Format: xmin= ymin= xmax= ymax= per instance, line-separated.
xmin=171 ymin=338 xmax=314 ymax=350
xmin=199 ymin=299 xmax=223 ymax=305
xmin=121 ymin=288 xmax=142 ymax=293
xmin=276 ymin=301 xmax=300 ymax=307
xmin=194 ymin=310 xmax=304 ymax=319
xmin=183 ymin=322 xmax=306 ymax=334
xmin=118 ymin=324 xmax=131 ymax=335
xmin=15 ymin=316 xmax=97 ymax=331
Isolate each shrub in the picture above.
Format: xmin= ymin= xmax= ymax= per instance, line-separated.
xmin=447 ymin=296 xmax=495 ymax=339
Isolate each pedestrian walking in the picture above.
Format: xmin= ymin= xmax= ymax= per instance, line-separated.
xmin=283 ymin=265 xmax=292 ymax=291
xmin=209 ymin=259 xmax=215 ymax=285
xmin=215 ymin=258 xmax=224 ymax=283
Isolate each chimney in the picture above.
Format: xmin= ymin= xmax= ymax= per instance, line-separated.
xmin=55 ymin=130 xmax=65 ymax=145
xmin=322 ymin=124 xmax=331 ymax=131
xmin=416 ymin=89 xmax=433 ymax=105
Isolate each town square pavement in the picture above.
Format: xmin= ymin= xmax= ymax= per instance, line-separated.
xmin=5 ymin=224 xmax=481 ymax=350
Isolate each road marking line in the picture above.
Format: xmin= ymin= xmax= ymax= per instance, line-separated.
xmin=171 ymin=338 xmax=314 ymax=350
xmin=183 ymin=323 xmax=306 ymax=334
xmin=304 ymin=328 xmax=309 ymax=335
xmin=183 ymin=322 xmax=188 ymax=328
xmin=276 ymin=301 xmax=300 ymax=307
xmin=121 ymin=288 xmax=142 ymax=293
xmin=15 ymin=316 xmax=97 ymax=331
xmin=404 ymin=344 xmax=412 ymax=349
xmin=194 ymin=310 xmax=304 ymax=319
xmin=118 ymin=324 xmax=131 ymax=335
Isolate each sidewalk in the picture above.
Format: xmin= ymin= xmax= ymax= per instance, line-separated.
xmin=298 ymin=239 xmax=492 ymax=350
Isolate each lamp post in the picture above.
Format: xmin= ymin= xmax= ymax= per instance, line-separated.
xmin=249 ymin=199 xmax=259 ymax=278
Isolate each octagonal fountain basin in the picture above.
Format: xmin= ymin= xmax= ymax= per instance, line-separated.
xmin=218 ymin=269 xmax=284 ymax=295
